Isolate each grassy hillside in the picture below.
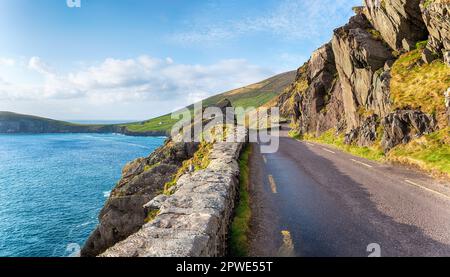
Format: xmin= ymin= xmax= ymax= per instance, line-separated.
xmin=390 ymin=46 xmax=450 ymax=127
xmin=124 ymin=71 xmax=296 ymax=133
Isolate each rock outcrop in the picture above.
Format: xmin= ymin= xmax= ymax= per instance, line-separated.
xmin=344 ymin=115 xmax=379 ymax=147
xmin=332 ymin=14 xmax=394 ymax=130
xmin=298 ymin=43 xmax=341 ymax=134
xmin=420 ymin=0 xmax=450 ymax=65
xmin=278 ymin=43 xmax=346 ymax=136
xmin=277 ymin=0 xmax=447 ymax=154
xmin=99 ymin=128 xmax=247 ymax=257
xmin=381 ymin=110 xmax=437 ymax=151
xmin=364 ymin=0 xmax=428 ymax=52
xmin=81 ymin=139 xmax=199 ymax=257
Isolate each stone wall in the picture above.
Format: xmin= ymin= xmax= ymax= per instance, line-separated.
xmin=99 ymin=128 xmax=247 ymax=257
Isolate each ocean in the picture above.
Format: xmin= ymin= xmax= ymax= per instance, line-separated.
xmin=0 ymin=133 xmax=165 ymax=257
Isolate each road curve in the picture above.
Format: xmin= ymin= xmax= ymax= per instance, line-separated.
xmin=248 ymin=125 xmax=450 ymax=257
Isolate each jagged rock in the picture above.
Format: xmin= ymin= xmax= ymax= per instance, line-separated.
xmin=381 ymin=110 xmax=437 ymax=151
xmin=332 ymin=14 xmax=394 ymax=130
xmin=370 ymin=66 xmax=392 ymax=117
xmin=315 ymin=78 xmax=347 ymax=135
xmin=364 ymin=0 xmax=428 ymax=52
xmin=81 ymin=139 xmax=199 ymax=257
xmin=296 ymin=43 xmax=339 ymax=134
xmin=345 ymin=115 xmax=379 ymax=146
xmin=277 ymin=63 xmax=308 ymax=120
xmin=278 ymin=43 xmax=346 ymax=136
xmin=420 ymin=0 xmax=450 ymax=61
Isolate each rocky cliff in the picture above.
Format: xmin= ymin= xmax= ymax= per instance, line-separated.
xmin=279 ymin=0 xmax=449 ymax=159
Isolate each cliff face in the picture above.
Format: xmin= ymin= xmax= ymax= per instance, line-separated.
xmin=279 ymin=0 xmax=449 ymax=153
xmin=421 ymin=0 xmax=450 ymax=65
xmin=364 ymin=0 xmax=428 ymax=51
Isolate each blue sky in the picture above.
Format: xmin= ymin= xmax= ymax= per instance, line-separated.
xmin=0 ymin=0 xmax=360 ymax=120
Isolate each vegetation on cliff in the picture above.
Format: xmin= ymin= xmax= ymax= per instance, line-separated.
xmin=390 ymin=46 xmax=450 ymax=127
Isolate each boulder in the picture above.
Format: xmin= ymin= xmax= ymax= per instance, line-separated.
xmin=364 ymin=0 xmax=428 ymax=52
xmin=344 ymin=115 xmax=379 ymax=147
xmin=381 ymin=109 xmax=436 ymax=151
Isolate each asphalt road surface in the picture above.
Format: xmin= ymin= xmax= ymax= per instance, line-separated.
xmin=248 ymin=125 xmax=450 ymax=257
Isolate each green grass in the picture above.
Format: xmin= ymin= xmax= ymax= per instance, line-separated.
xmin=124 ymin=114 xmax=180 ymax=133
xmin=290 ymin=129 xmax=385 ymax=161
xmin=387 ymin=128 xmax=450 ymax=177
xmin=390 ymin=49 xmax=450 ymax=127
xmin=290 ymin=127 xmax=450 ymax=178
xmin=230 ymin=144 xmax=252 ymax=257
xmin=144 ymin=209 xmax=160 ymax=223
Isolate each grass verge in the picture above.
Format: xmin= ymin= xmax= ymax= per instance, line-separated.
xmin=289 ymin=128 xmax=450 ymax=178
xmin=387 ymin=127 xmax=450 ymax=178
xmin=230 ymin=143 xmax=252 ymax=257
xmin=290 ymin=129 xmax=385 ymax=161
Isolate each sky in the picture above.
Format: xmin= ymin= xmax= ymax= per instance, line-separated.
xmin=0 ymin=0 xmax=360 ymax=120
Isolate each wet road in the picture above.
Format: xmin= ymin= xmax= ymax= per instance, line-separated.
xmin=248 ymin=126 xmax=450 ymax=257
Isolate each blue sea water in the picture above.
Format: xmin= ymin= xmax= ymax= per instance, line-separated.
xmin=0 ymin=133 xmax=165 ymax=257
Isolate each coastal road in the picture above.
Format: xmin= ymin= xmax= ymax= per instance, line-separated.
xmin=249 ymin=125 xmax=450 ymax=257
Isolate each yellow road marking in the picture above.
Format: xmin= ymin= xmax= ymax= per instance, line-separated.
xmin=350 ymin=159 xmax=373 ymax=168
xmin=278 ymin=230 xmax=295 ymax=257
xmin=322 ymin=148 xmax=336 ymax=154
xmin=268 ymin=175 xmax=278 ymax=194
xmin=405 ymin=180 xmax=450 ymax=200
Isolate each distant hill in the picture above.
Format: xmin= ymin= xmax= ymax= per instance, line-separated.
xmin=0 ymin=111 xmax=120 ymax=134
xmin=115 ymin=70 xmax=296 ymax=133
xmin=0 ymin=70 xmax=296 ymax=135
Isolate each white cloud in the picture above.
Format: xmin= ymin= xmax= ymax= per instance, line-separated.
xmin=0 ymin=57 xmax=15 ymax=67
xmin=28 ymin=56 xmax=53 ymax=75
xmin=0 ymin=55 xmax=273 ymax=104
xmin=170 ymin=0 xmax=359 ymax=44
